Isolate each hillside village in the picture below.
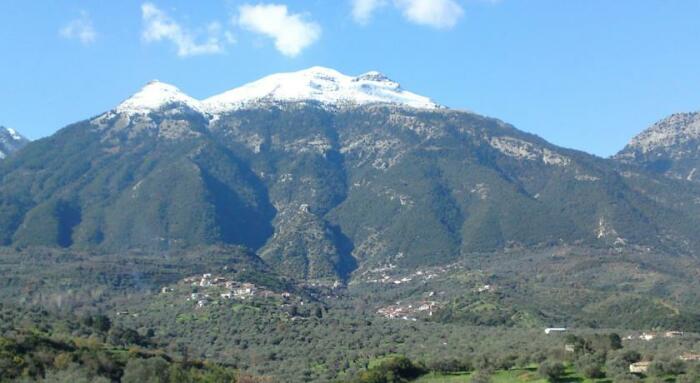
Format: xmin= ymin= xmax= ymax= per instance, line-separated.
xmin=357 ymin=262 xmax=464 ymax=285
xmin=164 ymin=273 xmax=294 ymax=309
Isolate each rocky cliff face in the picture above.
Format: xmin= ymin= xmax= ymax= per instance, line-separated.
xmin=616 ymin=112 xmax=700 ymax=182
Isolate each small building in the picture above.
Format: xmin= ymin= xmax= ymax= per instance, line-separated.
xmin=640 ymin=332 xmax=655 ymax=341
xmin=220 ymin=293 xmax=232 ymax=299
xmin=564 ymin=344 xmax=576 ymax=353
xmin=629 ymin=361 xmax=651 ymax=374
xmin=545 ymin=327 xmax=567 ymax=335
xmin=680 ymin=353 xmax=700 ymax=362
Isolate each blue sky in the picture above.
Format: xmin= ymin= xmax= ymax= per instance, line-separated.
xmin=1 ymin=1 xmax=699 ymax=157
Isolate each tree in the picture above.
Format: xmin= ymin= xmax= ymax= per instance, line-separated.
xmin=678 ymin=371 xmax=700 ymax=383
xmin=649 ymin=359 xmax=686 ymax=377
xmin=612 ymin=373 xmax=642 ymax=383
xmin=607 ymin=352 xmax=639 ymax=377
xmin=108 ymin=327 xmax=145 ymax=347
xmin=83 ymin=314 xmax=111 ymax=332
xmin=427 ymin=358 xmax=468 ymax=374
xmin=608 ymin=333 xmax=623 ymax=350
xmin=470 ymin=370 xmax=492 ymax=383
xmin=122 ymin=357 xmax=170 ymax=383
xmin=575 ymin=353 xmax=605 ymax=379
xmin=353 ymin=356 xmax=425 ymax=383
xmin=538 ymin=361 xmax=566 ymax=382
xmin=620 ymin=350 xmax=642 ymax=364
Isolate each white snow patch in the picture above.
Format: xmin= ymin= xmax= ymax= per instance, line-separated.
xmin=109 ymin=67 xmax=441 ymax=119
xmin=116 ymin=80 xmax=203 ymax=115
xmin=5 ymin=128 xmax=22 ymax=141
xmin=202 ymin=67 xmax=440 ymax=113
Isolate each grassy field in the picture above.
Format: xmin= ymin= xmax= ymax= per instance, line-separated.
xmin=414 ymin=368 xmax=616 ymax=383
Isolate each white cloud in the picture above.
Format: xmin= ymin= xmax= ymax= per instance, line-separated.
xmin=351 ymin=0 xmax=464 ymax=29
xmin=60 ymin=11 xmax=97 ymax=45
xmin=394 ymin=0 xmax=464 ymax=29
xmin=238 ymin=4 xmax=321 ymax=57
xmin=141 ymin=3 xmax=233 ymax=57
xmin=351 ymin=0 xmax=387 ymax=24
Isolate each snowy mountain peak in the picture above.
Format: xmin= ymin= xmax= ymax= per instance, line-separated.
xmin=202 ymin=66 xmax=440 ymax=113
xmin=116 ymin=80 xmax=202 ymax=115
xmin=0 ymin=126 xmax=29 ymax=160
xmin=0 ymin=126 xmax=27 ymax=143
xmin=111 ymin=67 xmax=441 ymax=117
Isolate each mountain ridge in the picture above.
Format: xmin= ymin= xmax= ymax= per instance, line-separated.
xmin=114 ymin=66 xmax=440 ymax=118
xmin=615 ymin=111 xmax=700 ymax=182
xmin=2 ymin=68 xmax=700 ymax=282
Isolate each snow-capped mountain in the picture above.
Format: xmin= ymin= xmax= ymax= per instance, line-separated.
xmin=616 ymin=112 xmax=700 ymax=182
xmin=116 ymin=80 xmax=203 ymax=115
xmin=202 ymin=66 xmax=440 ymax=113
xmin=5 ymin=65 xmax=700 ymax=282
xmin=114 ymin=66 xmax=440 ymax=117
xmin=0 ymin=126 xmax=29 ymax=159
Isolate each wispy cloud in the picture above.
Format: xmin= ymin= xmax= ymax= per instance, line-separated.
xmin=351 ymin=0 xmax=387 ymax=24
xmin=395 ymin=0 xmax=464 ymax=29
xmin=237 ymin=4 xmax=321 ymax=57
xmin=141 ymin=3 xmax=233 ymax=57
xmin=60 ymin=11 xmax=97 ymax=45
xmin=351 ymin=0 xmax=464 ymax=29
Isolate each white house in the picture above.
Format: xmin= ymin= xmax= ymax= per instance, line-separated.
xmin=629 ymin=361 xmax=651 ymax=374
xmin=640 ymin=332 xmax=655 ymax=341
xmin=545 ymin=328 xmax=567 ymax=334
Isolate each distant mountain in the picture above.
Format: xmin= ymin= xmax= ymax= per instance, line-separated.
xmin=0 ymin=67 xmax=698 ymax=281
xmin=615 ymin=112 xmax=700 ymax=182
xmin=115 ymin=67 xmax=440 ymax=117
xmin=0 ymin=126 xmax=29 ymax=159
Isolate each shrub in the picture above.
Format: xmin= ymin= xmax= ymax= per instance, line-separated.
xmin=427 ymin=358 xmax=470 ymax=374
xmin=575 ymin=353 xmax=605 ymax=379
xmin=354 ymin=356 xmax=426 ymax=383
xmin=470 ymin=370 xmax=492 ymax=383
xmin=538 ymin=361 xmax=566 ymax=382
xmin=122 ymin=357 xmax=170 ymax=383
